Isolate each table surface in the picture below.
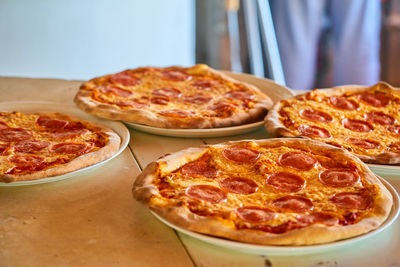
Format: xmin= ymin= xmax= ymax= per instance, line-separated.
xmin=0 ymin=76 xmax=399 ymax=267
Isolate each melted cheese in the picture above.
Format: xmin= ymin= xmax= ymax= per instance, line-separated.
xmin=85 ymin=65 xmax=267 ymax=118
xmin=0 ymin=112 xmax=108 ymax=175
xmin=279 ymin=88 xmax=400 ymax=156
xmin=152 ymin=141 xmax=378 ymax=227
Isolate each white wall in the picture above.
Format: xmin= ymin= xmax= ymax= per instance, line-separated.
xmin=0 ymin=0 xmax=195 ymax=80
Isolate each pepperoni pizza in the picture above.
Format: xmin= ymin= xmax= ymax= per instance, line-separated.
xmin=0 ymin=112 xmax=120 ymax=182
xmin=74 ymin=64 xmax=273 ymax=129
xmin=265 ymin=82 xmax=400 ymax=164
xmin=133 ymin=138 xmax=392 ymax=245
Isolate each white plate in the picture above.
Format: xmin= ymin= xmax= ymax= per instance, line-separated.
xmin=125 ymin=121 xmax=265 ymax=138
xmin=368 ymin=164 xmax=400 ymax=177
xmin=151 ymin=178 xmax=399 ymax=255
xmin=0 ymin=101 xmax=130 ymax=186
xmin=125 ymin=72 xmax=294 ymax=138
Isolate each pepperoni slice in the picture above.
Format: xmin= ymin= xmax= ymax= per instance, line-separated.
xmin=193 ymin=79 xmax=221 ymax=89
xmin=181 ymin=160 xmax=218 ymax=178
xmin=185 ymin=185 xmax=227 ymax=204
xmin=158 ymin=110 xmax=192 ymax=118
xmin=224 ymin=90 xmax=254 ymax=101
xmin=109 ymin=71 xmax=140 ymax=86
xmin=272 ymin=195 xmax=313 ymax=213
xmin=0 ymin=128 xmax=32 ymax=142
xmin=51 ymin=129 xmax=87 ymax=139
xmin=51 ymin=143 xmax=88 ymax=154
xmin=36 ymin=116 xmax=68 ymax=130
xmin=151 ymin=96 xmax=169 ymax=105
xmin=8 ymin=154 xmax=44 ymax=166
xmin=152 ymin=88 xmax=182 ymax=98
xmin=358 ymin=92 xmax=389 ymax=107
xmin=219 ymin=177 xmax=258 ymax=194
xmin=346 ymin=138 xmax=380 ymax=149
xmin=99 ymin=85 xmax=132 ymax=97
xmin=365 ymin=111 xmax=395 ymax=125
xmin=207 ymin=102 xmax=236 ymax=116
xmin=279 ymin=151 xmax=316 ymax=171
xmin=299 ymin=109 xmax=333 ymax=123
xmin=222 ymin=147 xmax=260 ymax=164
xmin=330 ymin=192 xmax=371 ymax=210
xmin=160 ymin=70 xmax=191 ymax=81
xmin=14 ymin=140 xmax=50 ymax=153
xmin=387 ymin=125 xmax=400 ymax=135
xmin=389 ymin=142 xmax=400 ymax=151
xmin=298 ymin=125 xmax=331 ymax=138
xmin=328 ymin=96 xmax=359 ymax=110
xmin=64 ymin=121 xmax=85 ymax=131
xmin=0 ymin=144 xmax=10 ymax=155
xmin=342 ymin=119 xmax=373 ymax=132
xmin=342 ymin=212 xmax=362 ymax=225
xmin=297 ymin=212 xmax=339 ymax=226
xmin=266 ymin=172 xmax=305 ymax=192
xmin=183 ymin=94 xmax=212 ymax=105
xmin=115 ymin=100 xmax=148 ymax=108
xmin=159 ymin=189 xmax=177 ymax=199
xmin=235 ymin=207 xmax=275 ymax=223
xmin=319 ymin=169 xmax=359 ymax=187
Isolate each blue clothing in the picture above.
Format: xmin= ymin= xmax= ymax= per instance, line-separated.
xmin=270 ymin=0 xmax=381 ymax=90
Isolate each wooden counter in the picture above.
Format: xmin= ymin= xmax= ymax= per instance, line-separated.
xmin=0 ymin=77 xmax=399 ymax=266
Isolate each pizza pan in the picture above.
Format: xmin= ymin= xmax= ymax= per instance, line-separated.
xmin=0 ymin=101 xmax=130 ymax=186
xmin=150 ymin=177 xmax=399 ymax=255
xmin=124 ymin=72 xmax=294 ymax=138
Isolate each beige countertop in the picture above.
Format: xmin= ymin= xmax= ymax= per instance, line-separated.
xmin=0 ymin=76 xmax=399 ymax=266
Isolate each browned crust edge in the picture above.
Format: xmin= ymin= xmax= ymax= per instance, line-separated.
xmin=0 ymin=112 xmax=121 ymax=183
xmin=74 ymin=64 xmax=273 ymax=129
xmin=132 ymin=138 xmax=393 ymax=245
xmin=264 ymin=82 xmax=400 ymax=164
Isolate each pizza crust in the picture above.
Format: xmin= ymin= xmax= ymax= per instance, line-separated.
xmin=265 ymin=82 xmax=400 ymax=164
xmin=74 ymin=64 xmax=273 ymax=129
xmin=0 ymin=113 xmax=121 ymax=183
xmin=148 ymin=204 xmax=387 ymax=246
xmin=133 ymin=138 xmax=393 ymax=245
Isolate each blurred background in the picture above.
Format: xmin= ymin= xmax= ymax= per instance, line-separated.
xmin=0 ymin=0 xmax=195 ymax=80
xmin=0 ymin=0 xmax=399 ymax=90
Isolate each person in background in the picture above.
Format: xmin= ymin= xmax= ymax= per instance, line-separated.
xmin=270 ymin=0 xmax=381 ymax=90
